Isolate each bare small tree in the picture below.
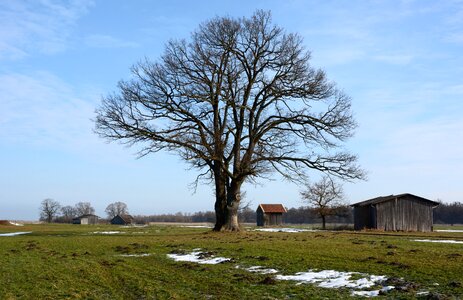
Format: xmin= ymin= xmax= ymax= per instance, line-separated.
xmin=105 ymin=202 xmax=129 ymax=219
xmin=95 ymin=10 xmax=364 ymax=231
xmin=39 ymin=198 xmax=61 ymax=223
xmin=74 ymin=202 xmax=95 ymax=216
xmin=301 ymin=176 xmax=345 ymax=229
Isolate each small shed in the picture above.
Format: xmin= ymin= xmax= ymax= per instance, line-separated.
xmin=111 ymin=214 xmax=133 ymax=225
xmin=256 ymin=204 xmax=287 ymax=226
xmin=72 ymin=214 xmax=99 ymax=225
xmin=351 ymin=193 xmax=439 ymax=232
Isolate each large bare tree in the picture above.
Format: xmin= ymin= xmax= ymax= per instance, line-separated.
xmin=105 ymin=202 xmax=129 ymax=219
xmin=39 ymin=198 xmax=61 ymax=223
xmin=95 ymin=10 xmax=364 ymax=231
xmin=74 ymin=202 xmax=95 ymax=216
xmin=300 ymin=176 xmax=345 ymax=230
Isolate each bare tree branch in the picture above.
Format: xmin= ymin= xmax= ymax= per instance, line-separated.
xmin=94 ymin=10 xmax=365 ymax=231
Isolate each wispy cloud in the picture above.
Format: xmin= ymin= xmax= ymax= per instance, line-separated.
xmin=84 ymin=34 xmax=139 ymax=48
xmin=373 ymin=54 xmax=414 ymax=65
xmin=0 ymin=71 xmax=95 ymax=147
xmin=0 ymin=71 xmax=148 ymax=165
xmin=0 ymin=0 xmax=93 ymax=59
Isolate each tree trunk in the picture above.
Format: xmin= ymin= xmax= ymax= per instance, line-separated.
xmin=321 ymin=215 xmax=326 ymax=230
xmin=213 ymin=167 xmax=227 ymax=231
xmin=224 ymin=180 xmax=242 ymax=231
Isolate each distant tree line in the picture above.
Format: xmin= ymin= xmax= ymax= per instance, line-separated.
xmin=434 ymin=201 xmax=463 ymax=225
xmin=41 ymin=198 xmax=463 ymax=226
xmin=132 ymin=206 xmax=353 ymax=225
xmin=133 ymin=202 xmax=463 ymax=226
xmin=39 ymin=199 xmax=129 ymax=223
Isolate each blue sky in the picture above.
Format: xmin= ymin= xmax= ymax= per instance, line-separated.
xmin=1 ymin=0 xmax=462 ymax=220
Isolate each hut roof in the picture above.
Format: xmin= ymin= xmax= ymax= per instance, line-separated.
xmin=258 ymin=204 xmax=287 ymax=213
xmin=351 ymin=193 xmax=439 ymax=207
xmin=73 ymin=214 xmax=99 ymax=220
xmin=111 ymin=214 xmax=133 ymax=223
xmin=118 ymin=214 xmax=133 ymax=222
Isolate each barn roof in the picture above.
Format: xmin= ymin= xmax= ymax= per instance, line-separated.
xmin=351 ymin=193 xmax=440 ymax=207
xmin=258 ymin=204 xmax=287 ymax=213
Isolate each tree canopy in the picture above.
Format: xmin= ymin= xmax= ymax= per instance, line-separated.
xmin=95 ymin=10 xmax=364 ymax=231
xmin=105 ymin=202 xmax=129 ymax=219
xmin=300 ymin=176 xmax=346 ymax=229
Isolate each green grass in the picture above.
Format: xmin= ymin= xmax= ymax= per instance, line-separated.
xmin=1 ymin=223 xmax=462 ymax=299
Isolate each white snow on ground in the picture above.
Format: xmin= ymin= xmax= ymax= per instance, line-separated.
xmin=254 ymin=228 xmax=317 ymax=233
xmin=92 ymin=231 xmax=121 ymax=234
xmin=276 ymin=270 xmax=393 ymax=297
xmin=245 ymin=266 xmax=279 ymax=274
xmin=434 ymin=229 xmax=463 ymax=233
xmin=0 ymin=231 xmax=31 ymax=236
xmin=352 ymin=286 xmax=394 ymax=297
xmin=167 ymin=250 xmax=231 ymax=264
xmin=413 ymin=239 xmax=463 ymax=244
xmin=168 ymin=250 xmax=396 ymax=297
xmin=416 ymin=291 xmax=430 ymax=296
xmin=9 ymin=222 xmax=24 ymax=226
xmin=119 ymin=253 xmax=151 ymax=257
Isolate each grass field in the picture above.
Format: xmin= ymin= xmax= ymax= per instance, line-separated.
xmin=1 ymin=223 xmax=462 ymax=299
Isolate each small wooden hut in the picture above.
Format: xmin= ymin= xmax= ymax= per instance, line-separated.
xmin=351 ymin=193 xmax=439 ymax=232
xmin=256 ymin=204 xmax=287 ymax=226
xmin=72 ymin=214 xmax=99 ymax=225
xmin=110 ymin=214 xmax=133 ymax=225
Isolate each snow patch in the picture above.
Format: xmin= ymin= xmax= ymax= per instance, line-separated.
xmin=276 ymin=269 xmax=392 ymax=296
xmin=434 ymin=229 xmax=463 ymax=233
xmin=92 ymin=231 xmax=121 ymax=234
xmin=167 ymin=250 xmax=231 ymax=264
xmin=413 ymin=239 xmax=463 ymax=244
xmin=0 ymin=231 xmax=31 ymax=236
xmin=351 ymin=286 xmax=394 ymax=298
xmin=245 ymin=266 xmax=279 ymax=274
xmin=255 ymin=228 xmax=317 ymax=233
xmin=416 ymin=291 xmax=430 ymax=296
xmin=9 ymin=222 xmax=24 ymax=226
xmin=119 ymin=253 xmax=151 ymax=257
xmin=168 ymin=250 xmax=397 ymax=297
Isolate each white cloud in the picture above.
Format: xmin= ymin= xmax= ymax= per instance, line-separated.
xmin=0 ymin=71 xmax=96 ymax=149
xmin=84 ymin=34 xmax=139 ymax=48
xmin=0 ymin=0 xmax=93 ymax=59
xmin=312 ymin=47 xmax=366 ymax=66
xmin=373 ymin=54 xmax=414 ymax=65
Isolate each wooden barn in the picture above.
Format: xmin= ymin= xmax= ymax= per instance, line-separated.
xmin=352 ymin=193 xmax=439 ymax=232
xmin=110 ymin=214 xmax=133 ymax=225
xmin=256 ymin=204 xmax=287 ymax=226
xmin=72 ymin=214 xmax=99 ymax=225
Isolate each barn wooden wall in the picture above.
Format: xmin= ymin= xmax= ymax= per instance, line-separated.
xmin=256 ymin=208 xmax=265 ymax=226
xmin=353 ymin=206 xmax=372 ymax=230
xmin=256 ymin=210 xmax=283 ymax=226
xmin=376 ymin=197 xmax=434 ymax=232
xmin=266 ymin=213 xmax=283 ymax=225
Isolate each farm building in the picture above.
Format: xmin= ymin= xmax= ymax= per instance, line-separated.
xmin=351 ymin=193 xmax=439 ymax=232
xmin=72 ymin=214 xmax=99 ymax=225
xmin=256 ymin=204 xmax=287 ymax=226
xmin=110 ymin=214 xmax=133 ymax=225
